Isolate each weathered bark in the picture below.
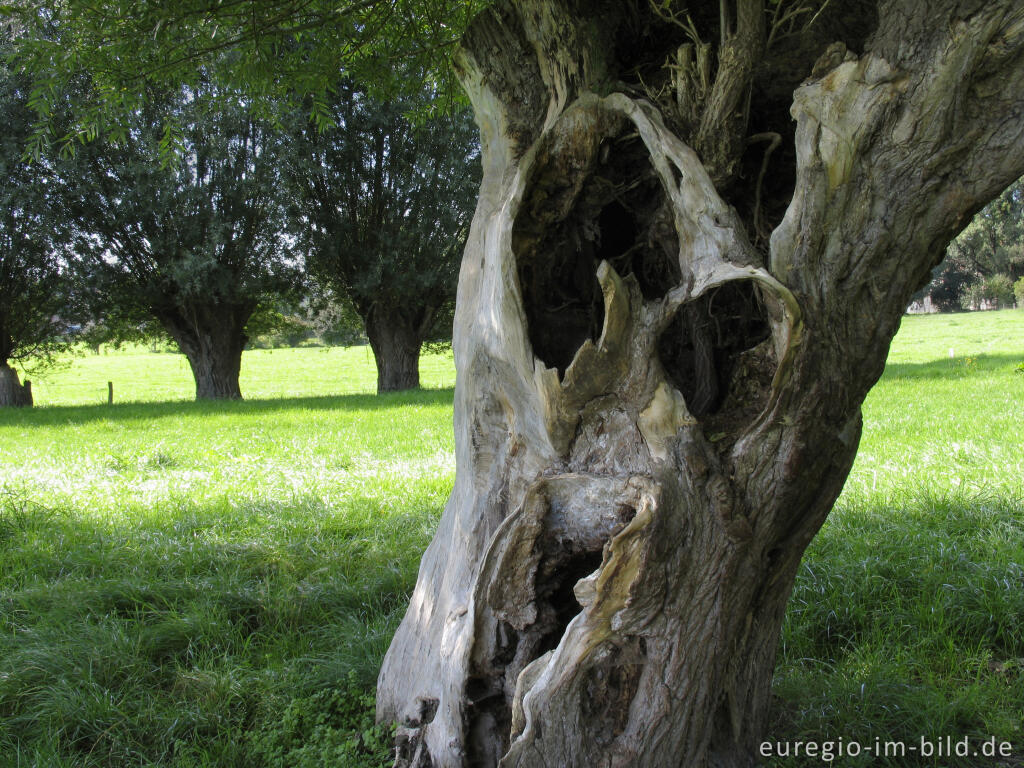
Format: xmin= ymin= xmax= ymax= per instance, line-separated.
xmin=365 ymin=305 xmax=431 ymax=393
xmin=378 ymin=2 xmax=1024 ymax=767
xmin=158 ymin=304 xmax=251 ymax=400
xmin=0 ymin=363 xmax=33 ymax=407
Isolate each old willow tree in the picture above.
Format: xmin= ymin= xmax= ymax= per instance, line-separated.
xmin=64 ymin=85 xmax=302 ymax=400
xmin=377 ymin=1 xmax=1024 ymax=766
xmin=286 ymin=84 xmax=480 ymax=393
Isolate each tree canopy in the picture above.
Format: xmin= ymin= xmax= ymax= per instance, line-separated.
xmin=924 ymin=177 xmax=1024 ymax=310
xmin=9 ymin=0 xmax=486 ymax=159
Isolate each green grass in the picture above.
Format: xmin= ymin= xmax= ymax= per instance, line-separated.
xmin=22 ymin=344 xmax=457 ymax=405
xmin=771 ymin=310 xmax=1024 ymax=766
xmin=0 ymin=362 xmax=454 ymax=766
xmin=1 ymin=311 xmax=1022 ymax=766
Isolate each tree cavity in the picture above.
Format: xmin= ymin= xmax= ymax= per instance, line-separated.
xmin=658 ymin=281 xmax=774 ymax=429
xmin=512 ymin=127 xmax=680 ymax=377
xmin=466 ymin=476 xmax=642 ymax=766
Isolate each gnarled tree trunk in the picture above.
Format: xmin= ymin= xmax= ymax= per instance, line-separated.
xmin=378 ymin=2 xmax=1024 ymax=766
xmin=159 ymin=303 xmax=252 ymax=400
xmin=0 ymin=363 xmax=32 ymax=407
xmin=365 ymin=305 xmax=431 ymax=393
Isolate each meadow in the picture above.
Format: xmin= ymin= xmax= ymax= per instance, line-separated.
xmin=1 ymin=311 xmax=1022 ymax=767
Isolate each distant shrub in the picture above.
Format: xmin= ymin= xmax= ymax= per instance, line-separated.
xmin=960 ymin=283 xmax=981 ymax=310
xmin=961 ymin=274 xmax=1015 ymax=310
xmin=247 ymin=307 xmax=317 ymax=349
xmin=1014 ymin=276 xmax=1024 ymax=307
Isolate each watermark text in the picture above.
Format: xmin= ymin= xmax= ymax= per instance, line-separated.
xmin=759 ymin=736 xmax=1014 ymax=763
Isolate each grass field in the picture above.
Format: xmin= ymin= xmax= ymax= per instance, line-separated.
xmin=22 ymin=345 xmax=458 ymax=405
xmin=772 ymin=311 xmax=1024 ymax=765
xmin=1 ymin=311 xmax=1022 ymax=766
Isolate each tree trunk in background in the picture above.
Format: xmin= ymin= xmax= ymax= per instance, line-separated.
xmin=0 ymin=363 xmax=32 ymax=407
xmin=378 ymin=2 xmax=1024 ymax=766
xmin=365 ymin=305 xmax=429 ymax=394
xmin=159 ymin=304 xmax=251 ymax=400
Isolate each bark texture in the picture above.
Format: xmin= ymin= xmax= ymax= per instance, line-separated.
xmin=0 ymin=363 xmax=32 ymax=407
xmin=365 ymin=304 xmax=431 ymax=393
xmin=159 ymin=304 xmax=251 ymax=400
xmin=378 ymin=2 xmax=1024 ymax=766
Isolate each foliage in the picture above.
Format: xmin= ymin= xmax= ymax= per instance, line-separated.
xmin=10 ymin=0 xmax=486 ymax=164
xmin=65 ymin=82 xmax=302 ymax=317
xmin=76 ymin=313 xmax=169 ymax=354
xmin=244 ymin=305 xmax=317 ymax=349
xmin=1014 ymin=276 xmax=1024 ymax=307
xmin=949 ymin=180 xmax=1024 ymax=282
xmin=0 ymin=39 xmax=76 ymax=373
xmin=247 ymin=676 xmax=394 ymax=768
xmin=285 ymin=81 xmax=479 ymax=360
xmin=306 ymin=292 xmax=368 ymax=347
xmin=927 ymin=177 xmax=1024 ymax=309
xmin=959 ymin=273 xmax=1016 ymax=311
xmin=920 ymin=260 xmax=973 ymax=312
xmin=244 ymin=289 xmax=371 ymax=349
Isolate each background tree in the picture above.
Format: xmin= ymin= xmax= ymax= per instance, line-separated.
xmin=950 ymin=178 xmax=1024 ymax=282
xmin=0 ymin=40 xmax=75 ymax=407
xmin=286 ymin=85 xmax=479 ymax=392
xmin=292 ymin=285 xmax=368 ymax=348
xmin=926 ymin=177 xmax=1024 ymax=309
xmin=921 ymin=259 xmax=974 ymax=312
xmin=64 ymin=84 xmax=303 ymax=400
xmin=960 ymin=273 xmax=1016 ymax=311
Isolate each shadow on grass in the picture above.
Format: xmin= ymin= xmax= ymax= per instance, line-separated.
xmin=882 ymin=353 xmax=1023 ymax=380
xmin=0 ymin=386 xmax=455 ymax=426
xmin=0 ymin=490 xmax=430 ymax=767
xmin=770 ymin=488 xmax=1024 ymax=766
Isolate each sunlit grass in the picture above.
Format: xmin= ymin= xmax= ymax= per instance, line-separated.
xmin=849 ymin=311 xmax=1024 ymax=495
xmin=1 ymin=359 xmax=454 ymax=766
xmin=22 ymin=344 xmax=456 ymax=405
xmin=771 ymin=309 xmax=1024 ymax=766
